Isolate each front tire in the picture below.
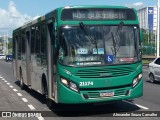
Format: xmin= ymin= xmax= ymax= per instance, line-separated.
xmin=42 ymin=79 xmax=55 ymax=108
xmin=46 ymin=98 xmax=55 ymax=108
xmin=149 ymin=73 xmax=155 ymax=83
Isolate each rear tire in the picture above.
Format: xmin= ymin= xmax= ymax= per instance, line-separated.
xmin=149 ymin=73 xmax=155 ymax=83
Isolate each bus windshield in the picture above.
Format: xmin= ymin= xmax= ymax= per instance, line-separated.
xmin=58 ymin=25 xmax=140 ymax=66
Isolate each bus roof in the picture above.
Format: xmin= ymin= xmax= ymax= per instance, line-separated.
xmin=13 ymin=5 xmax=136 ymax=34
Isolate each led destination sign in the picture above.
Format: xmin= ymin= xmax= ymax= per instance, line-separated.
xmin=61 ymin=8 xmax=136 ymax=20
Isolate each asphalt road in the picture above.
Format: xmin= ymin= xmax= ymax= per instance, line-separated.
xmin=0 ymin=61 xmax=159 ymax=120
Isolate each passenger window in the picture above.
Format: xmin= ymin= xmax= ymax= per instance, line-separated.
xmin=155 ymin=58 xmax=160 ymax=65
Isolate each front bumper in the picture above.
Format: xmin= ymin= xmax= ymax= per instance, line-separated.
xmin=57 ymin=79 xmax=143 ymax=104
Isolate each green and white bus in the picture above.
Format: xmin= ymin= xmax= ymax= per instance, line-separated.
xmin=13 ymin=5 xmax=143 ymax=106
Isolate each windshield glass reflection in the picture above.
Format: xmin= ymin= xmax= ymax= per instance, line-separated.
xmin=58 ymin=25 xmax=140 ymax=66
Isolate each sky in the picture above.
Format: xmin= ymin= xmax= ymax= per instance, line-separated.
xmin=0 ymin=0 xmax=158 ymax=36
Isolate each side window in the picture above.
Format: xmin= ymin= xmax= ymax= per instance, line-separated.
xmin=17 ymin=34 xmax=21 ymax=54
xmin=31 ymin=27 xmax=35 ymax=54
xmin=12 ymin=35 xmax=16 ymax=59
xmin=35 ymin=26 xmax=41 ymax=54
xmin=40 ymin=24 xmax=47 ymax=66
xmin=47 ymin=19 xmax=56 ymax=65
xmin=41 ymin=24 xmax=47 ymax=54
xmin=21 ymin=31 xmax=25 ymax=54
xmin=155 ymin=58 xmax=160 ymax=65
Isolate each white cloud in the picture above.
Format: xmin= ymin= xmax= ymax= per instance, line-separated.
xmin=0 ymin=1 xmax=32 ymax=35
xmin=133 ymin=2 xmax=143 ymax=6
xmin=125 ymin=2 xmax=145 ymax=9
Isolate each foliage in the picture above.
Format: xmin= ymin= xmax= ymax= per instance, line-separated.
xmin=141 ymin=28 xmax=156 ymax=55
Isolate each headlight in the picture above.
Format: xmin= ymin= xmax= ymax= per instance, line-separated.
xmin=132 ymin=73 xmax=142 ymax=88
xmin=60 ymin=77 xmax=79 ymax=92
xmin=138 ymin=73 xmax=142 ymax=80
xmin=69 ymin=82 xmax=78 ymax=92
xmin=61 ymin=78 xmax=69 ymax=86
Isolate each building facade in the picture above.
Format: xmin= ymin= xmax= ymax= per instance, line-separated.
xmin=137 ymin=6 xmax=157 ymax=32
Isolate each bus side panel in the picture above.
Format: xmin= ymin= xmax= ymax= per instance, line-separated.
xmin=21 ymin=54 xmax=28 ymax=85
xmin=30 ymin=55 xmax=38 ymax=91
xmin=30 ymin=55 xmax=47 ymax=94
xmin=13 ymin=35 xmax=20 ymax=80
xmin=34 ymin=65 xmax=47 ymax=94
xmin=12 ymin=60 xmax=18 ymax=79
xmin=17 ymin=60 xmax=21 ymax=80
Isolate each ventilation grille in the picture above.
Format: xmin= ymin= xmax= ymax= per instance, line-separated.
xmin=75 ymin=67 xmax=134 ymax=78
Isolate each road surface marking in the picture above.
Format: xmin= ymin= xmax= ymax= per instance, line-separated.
xmin=17 ymin=93 xmax=22 ymax=96
xmin=22 ymin=98 xmax=28 ymax=102
xmin=37 ymin=116 xmax=45 ymax=120
xmin=0 ymin=77 xmax=3 ymax=79
xmin=4 ymin=81 xmax=7 ymax=82
xmin=124 ymin=100 xmax=149 ymax=110
xmin=7 ymin=83 xmax=10 ymax=85
xmin=2 ymin=78 xmax=5 ymax=81
xmin=13 ymin=89 xmax=18 ymax=92
xmin=135 ymin=104 xmax=149 ymax=110
xmin=10 ymin=85 xmax=13 ymax=88
xmin=28 ymin=105 xmax=35 ymax=110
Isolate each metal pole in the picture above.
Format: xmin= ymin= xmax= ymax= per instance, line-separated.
xmin=148 ymin=29 xmax=149 ymax=43
xmin=6 ymin=31 xmax=8 ymax=55
xmin=157 ymin=0 xmax=160 ymax=57
xmin=155 ymin=30 xmax=157 ymax=56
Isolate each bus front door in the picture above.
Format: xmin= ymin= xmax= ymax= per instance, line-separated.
xmin=47 ymin=20 xmax=56 ymax=100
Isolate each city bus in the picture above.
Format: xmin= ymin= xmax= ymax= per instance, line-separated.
xmin=12 ymin=5 xmax=143 ymax=107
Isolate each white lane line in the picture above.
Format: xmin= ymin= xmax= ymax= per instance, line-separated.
xmin=37 ymin=116 xmax=45 ymax=120
xmin=2 ymin=78 xmax=5 ymax=81
xmin=17 ymin=93 xmax=22 ymax=96
xmin=28 ymin=105 xmax=35 ymax=110
xmin=13 ymin=89 xmax=18 ymax=92
xmin=7 ymin=83 xmax=10 ymax=85
xmin=0 ymin=77 xmax=3 ymax=79
xmin=22 ymin=98 xmax=28 ymax=102
xmin=135 ymin=104 xmax=149 ymax=110
xmin=4 ymin=81 xmax=7 ymax=82
xmin=10 ymin=85 xmax=13 ymax=88
xmin=124 ymin=100 xmax=149 ymax=110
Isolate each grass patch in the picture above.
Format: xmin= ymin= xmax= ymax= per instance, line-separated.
xmin=142 ymin=60 xmax=151 ymax=65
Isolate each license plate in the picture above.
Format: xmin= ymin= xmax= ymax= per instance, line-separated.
xmin=100 ymin=92 xmax=114 ymax=97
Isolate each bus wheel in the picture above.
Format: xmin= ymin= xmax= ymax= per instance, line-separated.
xmin=42 ymin=77 xmax=55 ymax=108
xmin=43 ymin=85 xmax=54 ymax=108
xmin=46 ymin=98 xmax=55 ymax=108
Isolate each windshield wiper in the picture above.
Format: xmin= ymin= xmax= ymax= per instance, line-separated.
xmin=111 ymin=32 xmax=117 ymax=57
xmin=117 ymin=21 xmax=124 ymax=33
xmin=111 ymin=21 xmax=124 ymax=56
xmin=110 ymin=21 xmax=124 ymax=57
xmin=79 ymin=22 xmax=97 ymax=44
xmin=79 ymin=22 xmax=98 ymax=55
xmin=116 ymin=21 xmax=124 ymax=47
